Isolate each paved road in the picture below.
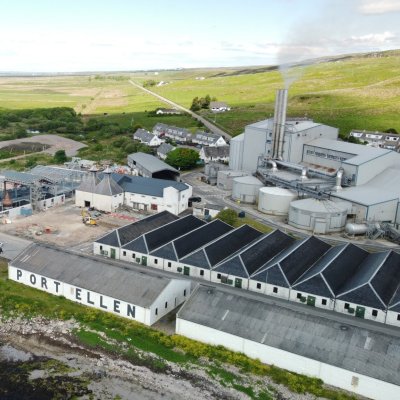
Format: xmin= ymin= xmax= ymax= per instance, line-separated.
xmin=0 ymin=232 xmax=32 ymax=260
xmin=128 ymin=80 xmax=232 ymax=140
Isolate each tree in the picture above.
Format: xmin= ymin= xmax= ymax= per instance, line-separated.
xmin=165 ymin=148 xmax=199 ymax=170
xmin=215 ymin=208 xmax=238 ymax=226
xmin=53 ymin=149 xmax=67 ymax=164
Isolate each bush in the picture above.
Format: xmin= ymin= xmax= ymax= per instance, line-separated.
xmin=215 ymin=208 xmax=238 ymax=226
xmin=165 ymin=148 xmax=199 ymax=170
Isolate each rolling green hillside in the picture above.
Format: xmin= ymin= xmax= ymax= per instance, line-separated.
xmin=133 ymin=51 xmax=400 ymax=137
xmin=0 ymin=50 xmax=399 ymax=138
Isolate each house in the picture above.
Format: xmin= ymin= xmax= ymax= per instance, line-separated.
xmin=133 ymin=128 xmax=163 ymax=147
xmin=75 ymin=169 xmax=192 ymax=215
xmin=156 ymin=108 xmax=181 ymax=115
xmin=176 ymin=285 xmax=400 ymax=400
xmin=192 ymin=131 xmax=227 ymax=147
xmin=157 ymin=143 xmax=175 ymax=160
xmin=127 ymin=152 xmax=180 ymax=181
xmin=349 ymin=130 xmax=400 ymax=151
xmin=153 ymin=123 xmax=192 ymax=143
xmin=9 ymin=243 xmax=191 ymax=326
xmin=209 ymin=101 xmax=230 ymax=112
xmin=199 ymin=146 xmax=230 ymax=163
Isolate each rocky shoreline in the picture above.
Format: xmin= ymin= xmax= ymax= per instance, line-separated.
xmin=0 ymin=316 xmax=333 ymax=400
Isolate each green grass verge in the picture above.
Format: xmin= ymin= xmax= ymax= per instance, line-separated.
xmin=0 ymin=260 xmax=357 ymax=400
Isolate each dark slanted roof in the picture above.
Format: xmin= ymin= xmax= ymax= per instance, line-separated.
xmin=206 ymin=225 xmax=263 ymax=268
xmin=94 ymin=173 xmax=124 ymax=196
xmin=157 ymin=142 xmax=174 ymax=155
xmin=215 ymin=230 xmax=295 ymax=279
xmin=321 ymin=243 xmax=369 ymax=295
xmin=144 ymin=215 xmax=205 ymax=252
xmin=76 ymin=172 xmax=100 ymax=193
xmin=371 ymin=251 xmax=400 ymax=306
xmin=96 ymin=211 xmax=178 ymax=247
xmin=178 ymin=285 xmax=400 ymax=387
xmin=127 ymin=152 xmax=179 ymax=174
xmin=278 ymin=236 xmax=331 ymax=285
xmin=134 ymin=128 xmax=156 ymax=143
xmin=337 ymin=251 xmax=400 ymax=309
xmin=112 ymin=174 xmax=188 ymax=196
xmin=11 ymin=244 xmax=174 ymax=308
xmin=152 ymin=219 xmax=232 ymax=261
xmin=123 ymin=235 xmax=148 ymax=253
xmin=251 ymin=263 xmax=290 ymax=287
xmin=389 ymin=285 xmax=400 ymax=312
xmin=180 ymin=248 xmax=211 ymax=269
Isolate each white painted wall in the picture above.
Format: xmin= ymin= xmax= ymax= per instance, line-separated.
xmin=335 ymin=299 xmax=386 ymax=324
xmin=37 ymin=194 xmax=65 ymax=210
xmin=289 ymin=290 xmax=335 ymax=311
xmin=210 ymin=271 xmax=249 ymax=290
xmin=176 ymin=318 xmax=400 ymax=400
xmin=386 ymin=310 xmax=400 ymax=327
xmin=75 ymin=190 xmax=123 ymax=212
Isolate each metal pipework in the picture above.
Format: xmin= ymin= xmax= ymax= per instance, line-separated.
xmin=333 ymin=168 xmax=344 ymax=191
xmin=301 ymin=167 xmax=308 ymax=180
xmin=267 ymin=159 xmax=278 ymax=172
xmin=272 ymin=89 xmax=288 ymax=159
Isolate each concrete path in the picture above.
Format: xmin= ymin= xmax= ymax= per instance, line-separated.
xmin=0 ymin=231 xmax=32 ymax=260
xmin=128 ymin=80 xmax=232 ymax=140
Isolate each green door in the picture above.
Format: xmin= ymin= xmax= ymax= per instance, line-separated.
xmin=355 ymin=306 xmax=365 ymax=319
xmin=110 ymin=248 xmax=116 ymax=259
xmin=306 ymin=296 xmax=316 ymax=307
xmin=183 ymin=266 xmax=190 ymax=276
xmin=234 ymin=278 xmax=242 ymax=288
xmin=141 ymin=256 xmax=147 ymax=266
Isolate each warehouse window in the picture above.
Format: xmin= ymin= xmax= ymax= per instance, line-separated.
xmin=155 ymin=308 xmax=158 ymax=316
xmin=321 ymin=299 xmax=327 ymax=306
xmin=132 ymin=253 xmax=136 ymax=258
xmin=154 ymin=259 xmax=158 ymax=265
xmin=372 ymin=309 xmax=378 ymax=317
xmin=397 ymin=314 xmax=400 ymax=321
xmin=297 ymin=293 xmax=302 ymax=299
xmin=123 ymin=251 xmax=126 ymax=256
xmin=165 ymin=302 xmax=168 ymax=309
xmin=200 ymin=270 xmax=204 ymax=276
xmin=167 ymin=262 xmax=171 ymax=268
xmin=217 ymin=273 xmax=221 ymax=279
xmin=344 ymin=303 xmax=350 ymax=309
xmin=100 ymin=245 xmax=103 ymax=250
xmin=184 ymin=289 xmax=186 ymax=297
xmin=257 ymin=283 xmax=261 ymax=289
xmin=273 ymin=287 xmax=278 ymax=293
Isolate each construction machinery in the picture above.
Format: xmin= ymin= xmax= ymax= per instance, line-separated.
xmin=81 ymin=209 xmax=98 ymax=226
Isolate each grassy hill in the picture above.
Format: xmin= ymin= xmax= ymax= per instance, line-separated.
xmin=1 ymin=50 xmax=400 ymax=139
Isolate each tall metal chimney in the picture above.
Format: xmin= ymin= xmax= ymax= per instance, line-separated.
xmin=271 ymin=89 xmax=288 ymax=159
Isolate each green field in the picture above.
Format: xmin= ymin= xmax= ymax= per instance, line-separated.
xmin=1 ymin=50 xmax=400 ymax=139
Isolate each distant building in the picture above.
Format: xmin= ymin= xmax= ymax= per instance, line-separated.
xmin=152 ymin=123 xmax=192 ymax=143
xmin=193 ymin=131 xmax=227 ymax=147
xmin=133 ymin=128 xmax=163 ymax=147
xmin=127 ymin=152 xmax=180 ymax=180
xmin=192 ymin=203 xmax=225 ymax=219
xmin=199 ymin=146 xmax=230 ymax=163
xmin=349 ymin=130 xmax=400 ymax=151
xmin=210 ymin=101 xmax=230 ymax=112
xmin=156 ymin=108 xmax=181 ymax=115
xmin=157 ymin=143 xmax=175 ymax=160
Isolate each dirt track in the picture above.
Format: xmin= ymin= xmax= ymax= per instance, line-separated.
xmin=0 ymin=134 xmax=86 ymax=157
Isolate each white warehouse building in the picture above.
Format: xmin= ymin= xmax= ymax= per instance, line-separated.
xmin=177 ymin=285 xmax=400 ymax=400
xmin=9 ymin=244 xmax=191 ymax=326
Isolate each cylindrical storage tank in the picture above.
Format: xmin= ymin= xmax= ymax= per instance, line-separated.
xmin=217 ymin=170 xmax=247 ymax=191
xmin=345 ymin=223 xmax=368 ymax=235
xmin=228 ymin=134 xmax=244 ymax=171
xmin=232 ymin=176 xmax=263 ymax=204
xmin=258 ymin=187 xmax=297 ymax=215
xmin=288 ymin=198 xmax=348 ymax=234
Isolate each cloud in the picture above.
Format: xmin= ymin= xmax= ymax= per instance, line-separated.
xmin=349 ymin=31 xmax=396 ymax=44
xmin=359 ymin=0 xmax=400 ymax=14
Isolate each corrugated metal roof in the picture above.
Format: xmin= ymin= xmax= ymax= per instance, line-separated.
xmin=127 ymin=152 xmax=178 ymax=174
xmin=178 ymin=285 xmax=400 ymax=386
xmin=94 ymin=174 xmax=124 ymax=196
xmin=11 ymin=244 xmax=175 ymax=307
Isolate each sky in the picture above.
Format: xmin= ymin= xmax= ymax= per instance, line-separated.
xmin=0 ymin=0 xmax=399 ymax=72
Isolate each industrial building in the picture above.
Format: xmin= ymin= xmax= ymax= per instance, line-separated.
xmin=75 ymin=168 xmax=192 ymax=215
xmin=226 ymin=88 xmax=400 ymax=230
xmin=0 ymin=165 xmax=86 ymax=215
xmin=177 ymin=285 xmax=400 ymax=400
xmin=93 ymin=214 xmax=400 ymax=327
xmin=127 ymin=152 xmax=180 ymax=181
xmin=9 ymin=244 xmax=191 ymax=326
